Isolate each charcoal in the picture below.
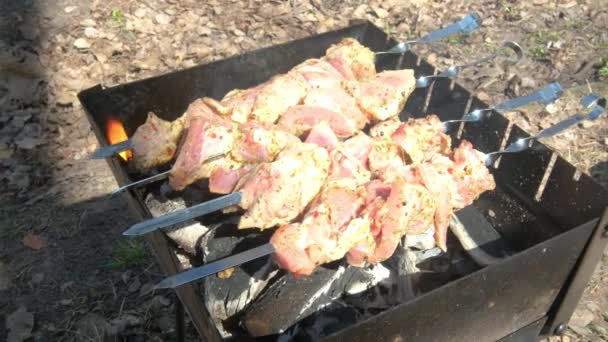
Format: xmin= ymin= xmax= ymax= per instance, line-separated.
xmin=200 ymin=224 xmax=276 ymax=337
xmin=277 ymin=302 xmax=360 ymax=342
xmin=243 ymin=262 xmax=396 ymax=337
xmin=243 ymin=263 xmax=349 ymax=337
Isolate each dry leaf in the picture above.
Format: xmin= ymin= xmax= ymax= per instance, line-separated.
xmin=6 ymin=306 xmax=34 ymax=342
xmin=0 ymin=261 xmax=11 ymax=290
xmin=73 ymin=38 xmax=91 ymax=49
xmin=22 ymin=232 xmax=48 ymax=250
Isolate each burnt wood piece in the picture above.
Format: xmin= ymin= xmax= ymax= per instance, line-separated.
xmin=243 ymin=264 xmax=351 ymax=337
xmin=200 ymin=225 xmax=275 ymax=336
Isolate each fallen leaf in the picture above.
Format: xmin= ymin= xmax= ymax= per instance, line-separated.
xmin=372 ymin=7 xmax=389 ymax=18
xmin=134 ymin=8 xmax=147 ymax=18
xmin=64 ymin=6 xmax=77 ymax=13
xmin=128 ymin=276 xmax=141 ymax=293
xmin=22 ymin=232 xmax=48 ymax=250
xmin=155 ymin=13 xmax=171 ymax=25
xmin=80 ymin=19 xmax=96 ymax=27
xmin=0 ymin=144 xmax=14 ymax=160
xmin=84 ymin=27 xmax=99 ymax=38
xmin=6 ymin=306 xmax=34 ymax=342
xmin=14 ymin=136 xmax=44 ymax=150
xmin=73 ymin=38 xmax=91 ymax=49
xmin=0 ymin=261 xmax=12 ymax=290
xmin=76 ymin=313 xmax=111 ymax=341
xmin=476 ymin=91 xmax=491 ymax=103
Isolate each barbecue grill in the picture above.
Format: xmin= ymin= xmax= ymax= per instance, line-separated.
xmin=78 ymin=21 xmax=608 ymax=341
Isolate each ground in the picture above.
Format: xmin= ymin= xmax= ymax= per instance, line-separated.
xmin=1 ymin=0 xmax=607 ymax=341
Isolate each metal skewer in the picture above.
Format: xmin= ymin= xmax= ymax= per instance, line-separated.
xmin=123 ymin=191 xmax=243 ymax=236
xmin=484 ymin=93 xmax=606 ymax=165
xmin=110 ymin=153 xmax=225 ymax=195
xmin=155 ymin=243 xmax=275 ymax=289
xmin=443 ymin=82 xmax=563 ymax=129
xmin=376 ymin=12 xmax=482 ymax=55
xmin=89 ymin=139 xmax=133 ymax=159
xmin=415 ymin=41 xmax=524 ymax=88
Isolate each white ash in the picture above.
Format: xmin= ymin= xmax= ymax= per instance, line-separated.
xmin=403 ymin=226 xmax=436 ymax=250
xmin=297 ymin=266 xmax=347 ymax=318
xmin=343 ymin=263 xmax=390 ymax=295
xmin=145 ymin=194 xmax=210 ymax=256
xmin=223 ymin=260 xmax=278 ymax=319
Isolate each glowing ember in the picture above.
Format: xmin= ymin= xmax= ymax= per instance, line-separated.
xmin=106 ymin=117 xmax=132 ymax=161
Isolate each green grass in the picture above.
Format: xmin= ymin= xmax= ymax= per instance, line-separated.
xmin=111 ymin=8 xmax=124 ymax=25
xmin=447 ymin=35 xmax=464 ymax=45
xmin=528 ymin=30 xmax=560 ymax=61
xmin=599 ymin=57 xmax=608 ymax=78
xmin=110 ymin=240 xmax=147 ymax=269
xmin=529 ymin=46 xmax=549 ymax=60
xmin=531 ymin=30 xmax=560 ymax=45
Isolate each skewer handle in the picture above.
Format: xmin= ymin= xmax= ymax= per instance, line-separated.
xmin=417 ymin=41 xmax=524 ymax=88
xmin=382 ymin=12 xmax=481 ymax=55
xmin=444 ymin=82 xmax=563 ymax=126
xmin=485 ymin=93 xmax=606 ymax=164
xmin=494 ymin=82 xmax=563 ymax=112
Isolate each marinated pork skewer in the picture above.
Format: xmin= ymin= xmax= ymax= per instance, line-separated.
xmin=123 ymin=115 xmax=453 ymax=237
xmin=154 ymin=138 xmax=495 ymax=289
xmin=89 ymin=38 xmax=378 ymax=161
xmin=154 ymin=94 xmax=604 ymax=288
xmin=92 ymin=11 xmax=483 ymax=163
xmin=123 ymin=81 xmax=563 ymax=236
xmin=112 ymin=80 xmax=559 ymax=195
xmin=375 ymin=12 xmax=481 ymax=56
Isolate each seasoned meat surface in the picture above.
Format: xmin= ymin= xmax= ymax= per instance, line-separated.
xmin=391 ymin=114 xmax=451 ymax=164
xmin=278 ymin=105 xmax=358 ymax=138
xmin=130 ymin=112 xmax=185 ymax=171
xmin=236 ymin=143 xmax=330 ymax=229
xmin=323 ymin=38 xmax=376 ymax=80
xmin=344 ymin=69 xmax=416 ymax=121
xmin=169 ymin=101 xmax=236 ymax=190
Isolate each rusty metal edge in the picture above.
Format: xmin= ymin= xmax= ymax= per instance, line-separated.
xmin=77 ymin=87 xmax=223 ymax=342
xmin=544 ymin=207 xmax=608 ymax=335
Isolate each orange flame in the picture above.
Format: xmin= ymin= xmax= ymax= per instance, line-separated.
xmin=106 ymin=117 xmax=132 ymax=161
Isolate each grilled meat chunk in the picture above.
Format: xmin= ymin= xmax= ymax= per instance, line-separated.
xmin=344 ymin=69 xmax=416 ymax=121
xmin=367 ymin=174 xmax=436 ymax=263
xmin=369 ymin=117 xmax=402 ymax=138
xmin=169 ymin=101 xmax=237 ymax=190
xmin=305 ymin=122 xmax=340 ymax=152
xmin=451 ymin=140 xmax=496 ymax=208
xmin=229 ymin=122 xmax=298 ymax=163
xmin=292 ymin=59 xmax=345 ymax=89
xmin=272 ymin=180 xmax=370 ymax=275
xmin=303 ymin=87 xmax=368 ymax=129
xmin=391 ymin=114 xmax=451 ymax=164
xmin=130 ymin=112 xmax=185 ymax=171
xmin=236 ymin=143 xmax=330 ymax=229
xmin=278 ymin=105 xmax=358 ymax=138
xmin=323 ymin=38 xmax=376 ymax=80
